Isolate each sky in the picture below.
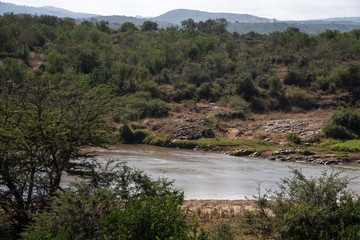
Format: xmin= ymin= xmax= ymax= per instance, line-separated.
xmin=3 ymin=0 xmax=360 ymax=20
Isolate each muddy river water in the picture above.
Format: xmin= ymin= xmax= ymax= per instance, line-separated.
xmin=71 ymin=144 xmax=360 ymax=200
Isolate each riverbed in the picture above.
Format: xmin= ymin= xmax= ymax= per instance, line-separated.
xmin=77 ymin=144 xmax=360 ymax=200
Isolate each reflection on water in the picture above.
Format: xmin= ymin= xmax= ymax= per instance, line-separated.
xmin=68 ymin=144 xmax=360 ymax=200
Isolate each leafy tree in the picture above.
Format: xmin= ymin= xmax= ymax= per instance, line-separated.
xmin=0 ymin=73 xmax=112 ymax=238
xmin=181 ymin=18 xmax=197 ymax=30
xmin=141 ymin=21 xmax=158 ymax=32
xmin=235 ymin=74 xmax=259 ymax=101
xmin=119 ymin=22 xmax=139 ymax=32
xmin=96 ymin=20 xmax=111 ymax=34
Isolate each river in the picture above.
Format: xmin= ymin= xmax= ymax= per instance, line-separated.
xmin=79 ymin=144 xmax=360 ymax=200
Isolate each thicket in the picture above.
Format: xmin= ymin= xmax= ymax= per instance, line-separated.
xmin=1 ymin=13 xmax=360 ymax=120
xmin=243 ymin=168 xmax=360 ymax=239
xmin=323 ymin=108 xmax=360 ymax=139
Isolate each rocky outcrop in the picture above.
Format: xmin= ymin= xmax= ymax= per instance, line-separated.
xmin=259 ymin=119 xmax=321 ymax=136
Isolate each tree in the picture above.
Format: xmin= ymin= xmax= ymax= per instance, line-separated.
xmin=119 ymin=22 xmax=139 ymax=32
xmin=0 ymin=73 xmax=112 ymax=238
xmin=141 ymin=21 xmax=158 ymax=32
xmin=181 ymin=18 xmax=197 ymax=30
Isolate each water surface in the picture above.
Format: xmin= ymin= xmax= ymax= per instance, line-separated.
xmin=83 ymin=144 xmax=360 ymax=199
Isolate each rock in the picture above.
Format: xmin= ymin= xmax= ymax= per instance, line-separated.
xmin=280 ymin=149 xmax=297 ymax=155
xmin=259 ymin=119 xmax=321 ymax=136
xmin=249 ymin=152 xmax=261 ymax=157
xmin=325 ymin=160 xmax=338 ymax=165
xmin=235 ymin=130 xmax=244 ymax=137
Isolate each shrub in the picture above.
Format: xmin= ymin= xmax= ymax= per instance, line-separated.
xmin=143 ymin=136 xmax=170 ymax=147
xmin=142 ymin=99 xmax=170 ymax=118
xmin=201 ymin=127 xmax=216 ymax=138
xmin=219 ymin=95 xmax=251 ymax=113
xmin=133 ymin=129 xmax=150 ymax=143
xmin=243 ymin=168 xmax=360 ymax=239
xmin=286 ymin=87 xmax=312 ymax=108
xmin=286 ymin=132 xmax=302 ymax=144
xmin=119 ymin=123 xmax=136 ymax=143
xmin=119 ymin=125 xmax=150 ymax=144
xmin=322 ymin=123 xmax=354 ymax=140
xmin=22 ymin=164 xmax=191 ymax=240
xmin=209 ymin=220 xmax=234 ymax=240
xmin=116 ymin=92 xmax=170 ymax=121
xmin=331 ymin=108 xmax=360 ymax=136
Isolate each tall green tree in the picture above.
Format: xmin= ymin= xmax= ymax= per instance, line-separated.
xmin=0 ymin=72 xmax=112 ymax=238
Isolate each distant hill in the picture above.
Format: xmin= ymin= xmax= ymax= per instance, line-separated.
xmin=0 ymin=1 xmax=98 ymax=18
xmin=228 ymin=22 xmax=360 ymax=35
xmin=150 ymin=9 xmax=272 ymax=25
xmin=0 ymin=2 xmax=359 ymax=34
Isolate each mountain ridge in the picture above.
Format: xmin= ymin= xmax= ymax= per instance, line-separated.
xmin=1 ymin=1 xmax=359 ymax=35
xmin=150 ymin=9 xmax=273 ymax=25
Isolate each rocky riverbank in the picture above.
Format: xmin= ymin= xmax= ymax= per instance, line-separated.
xmin=138 ymin=104 xmax=360 ymax=164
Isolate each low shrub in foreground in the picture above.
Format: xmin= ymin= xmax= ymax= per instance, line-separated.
xmin=243 ymin=168 xmax=360 ymax=240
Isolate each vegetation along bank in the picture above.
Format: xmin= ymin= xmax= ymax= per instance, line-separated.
xmin=1 ymin=12 xmax=360 ymax=239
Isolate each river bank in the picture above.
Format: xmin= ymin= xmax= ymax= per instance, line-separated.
xmin=128 ymin=105 xmax=360 ymax=165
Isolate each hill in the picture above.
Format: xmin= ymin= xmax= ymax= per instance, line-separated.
xmin=150 ymin=9 xmax=272 ymax=25
xmin=0 ymin=1 xmax=98 ymax=18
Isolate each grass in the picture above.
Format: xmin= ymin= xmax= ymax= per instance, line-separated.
xmin=196 ymin=137 xmax=281 ymax=152
xmin=331 ymin=140 xmax=360 ymax=152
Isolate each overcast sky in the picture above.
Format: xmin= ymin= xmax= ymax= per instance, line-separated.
xmin=4 ymin=0 xmax=360 ymax=20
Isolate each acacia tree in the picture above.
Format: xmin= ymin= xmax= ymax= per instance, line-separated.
xmin=0 ymin=71 xmax=112 ymax=237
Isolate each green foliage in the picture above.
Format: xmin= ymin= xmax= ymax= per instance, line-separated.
xmin=144 ymin=136 xmax=170 ymax=147
xmin=323 ymin=108 xmax=360 ymax=139
xmin=119 ymin=22 xmax=139 ymax=32
xmin=286 ymin=86 xmax=313 ymax=109
xmin=322 ymin=123 xmax=354 ymax=140
xmin=244 ymin=168 xmax=360 ymax=239
xmin=235 ymin=74 xmax=259 ymax=101
xmin=331 ymin=140 xmax=360 ymax=152
xmin=331 ymin=108 xmax=360 ymax=135
xmin=170 ymin=140 xmax=198 ymax=149
xmin=116 ymin=92 xmax=170 ymax=121
xmin=102 ymin=193 xmax=188 ymax=240
xmin=22 ymin=163 xmax=188 ymax=240
xmin=118 ymin=123 xmax=150 ymax=144
xmin=209 ymin=220 xmax=235 ymax=240
xmin=0 ymin=74 xmax=112 ymax=237
xmin=286 ymin=132 xmax=302 ymax=144
xmin=201 ymin=127 xmax=216 ymax=138
xmin=141 ymin=21 xmax=158 ymax=32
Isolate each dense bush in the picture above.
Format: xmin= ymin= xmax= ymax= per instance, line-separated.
xmin=323 ymin=108 xmax=360 ymax=139
xmin=322 ymin=122 xmax=354 ymax=140
xmin=244 ymin=168 xmax=360 ymax=239
xmin=22 ymin=164 xmax=193 ymax=240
